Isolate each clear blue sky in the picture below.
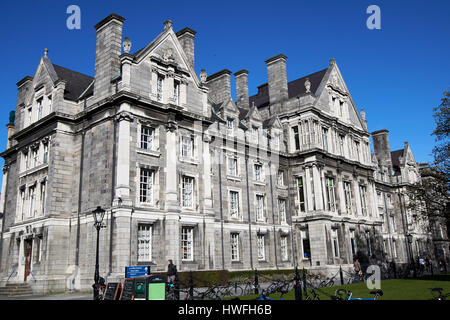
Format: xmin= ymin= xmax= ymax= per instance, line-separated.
xmin=0 ymin=0 xmax=449 ymax=190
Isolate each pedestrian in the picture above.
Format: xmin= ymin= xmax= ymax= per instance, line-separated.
xmin=425 ymin=257 xmax=430 ymax=272
xmin=419 ymin=257 xmax=425 ymax=274
xmin=354 ymin=258 xmax=362 ymax=278
xmin=167 ymin=259 xmax=178 ymax=284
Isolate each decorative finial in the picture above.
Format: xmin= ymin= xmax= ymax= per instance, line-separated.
xmin=123 ymin=37 xmax=132 ymax=54
xmin=304 ymin=77 xmax=311 ymax=93
xmin=163 ymin=19 xmax=173 ymax=31
xmin=329 ymin=58 xmax=336 ymax=66
xmin=361 ymin=108 xmax=366 ymax=120
xmin=200 ymin=69 xmax=207 ymax=82
xmin=44 ymin=48 xmax=48 ymax=57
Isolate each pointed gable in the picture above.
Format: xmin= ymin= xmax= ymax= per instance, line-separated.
xmin=132 ymin=22 xmax=202 ymax=89
xmin=314 ymin=60 xmax=366 ymax=131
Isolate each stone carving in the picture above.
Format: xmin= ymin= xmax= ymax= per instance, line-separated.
xmin=123 ymin=37 xmax=132 ymax=54
xmin=163 ymin=49 xmax=175 ymax=62
xmin=304 ymin=78 xmax=311 ymax=93
xmin=200 ymin=69 xmax=207 ymax=83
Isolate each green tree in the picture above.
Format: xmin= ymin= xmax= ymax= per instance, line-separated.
xmin=432 ymin=89 xmax=450 ymax=181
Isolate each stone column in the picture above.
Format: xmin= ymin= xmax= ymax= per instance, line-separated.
xmin=114 ymin=103 xmax=133 ymax=206
xmin=353 ymin=174 xmax=361 ymax=216
xmin=164 ymin=118 xmax=180 ymax=266
xmin=165 ymin=120 xmax=178 ymax=208
xmin=120 ymin=54 xmax=133 ymax=91
xmin=305 ymin=166 xmax=314 ymax=212
xmin=202 ymin=133 xmax=213 ymax=211
xmin=110 ymin=207 xmax=132 ymax=280
xmin=337 ymin=170 xmax=346 ymax=215
xmin=312 ymin=164 xmax=324 ymax=211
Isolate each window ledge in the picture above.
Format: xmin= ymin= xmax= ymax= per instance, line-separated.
xmin=227 ymin=175 xmax=241 ymax=182
xmin=253 ymin=181 xmax=266 ymax=186
xmin=179 ymin=157 xmax=198 ymax=165
xmin=137 ymin=148 xmax=161 ymax=158
xmin=19 ymin=163 xmax=49 ymax=178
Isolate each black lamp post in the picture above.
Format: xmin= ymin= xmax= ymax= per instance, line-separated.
xmin=92 ymin=206 xmax=106 ymax=300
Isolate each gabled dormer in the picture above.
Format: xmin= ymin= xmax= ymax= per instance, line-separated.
xmin=314 ymin=59 xmax=366 ymax=131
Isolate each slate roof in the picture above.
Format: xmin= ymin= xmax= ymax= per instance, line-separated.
xmin=52 ymin=64 xmax=94 ymax=101
xmin=390 ymin=149 xmax=405 ymax=175
xmin=249 ymin=68 xmax=328 ymax=108
xmin=391 ymin=149 xmax=404 ymax=169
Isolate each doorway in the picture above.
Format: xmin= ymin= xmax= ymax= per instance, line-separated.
xmin=24 ymin=239 xmax=32 ymax=281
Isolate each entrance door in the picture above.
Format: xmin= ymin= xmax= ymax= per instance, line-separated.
xmin=24 ymin=240 xmax=32 ymax=281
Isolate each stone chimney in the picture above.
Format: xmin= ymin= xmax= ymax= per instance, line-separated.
xmin=93 ymin=13 xmax=126 ymax=101
xmin=234 ymin=70 xmax=249 ymax=109
xmin=204 ymin=69 xmax=232 ymax=104
xmin=6 ymin=111 xmax=15 ymax=149
xmin=176 ymin=27 xmax=196 ymax=70
xmin=265 ymin=54 xmax=288 ymax=106
xmin=372 ymin=129 xmax=393 ymax=170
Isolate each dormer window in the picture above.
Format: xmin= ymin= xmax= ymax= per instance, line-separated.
xmin=252 ymin=126 xmax=259 ymax=144
xmin=322 ymin=127 xmax=329 ymax=151
xmin=37 ymin=97 xmax=43 ymax=120
xmin=173 ymin=80 xmax=180 ymax=105
xmin=28 ymin=107 xmax=33 ymax=126
xmin=32 ymin=148 xmax=39 ymax=167
xmin=157 ymin=75 xmax=164 ymax=102
xmin=226 ymin=118 xmax=234 ymax=135
xmin=43 ymin=143 xmax=48 ymax=164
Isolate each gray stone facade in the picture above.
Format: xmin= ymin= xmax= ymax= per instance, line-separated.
xmin=0 ymin=13 xmax=448 ymax=294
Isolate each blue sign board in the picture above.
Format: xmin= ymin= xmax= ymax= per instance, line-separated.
xmin=125 ymin=266 xmax=151 ymax=278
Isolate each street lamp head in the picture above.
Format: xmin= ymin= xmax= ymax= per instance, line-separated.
xmin=92 ymin=206 xmax=106 ymax=226
xmin=407 ymin=234 xmax=413 ymax=244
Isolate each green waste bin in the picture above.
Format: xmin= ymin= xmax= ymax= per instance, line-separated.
xmin=147 ymin=275 xmax=167 ymax=300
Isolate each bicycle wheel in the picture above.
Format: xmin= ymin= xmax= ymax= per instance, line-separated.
xmin=232 ymin=285 xmax=243 ymax=297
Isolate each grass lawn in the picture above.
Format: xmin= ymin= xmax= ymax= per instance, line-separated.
xmin=229 ymin=275 xmax=450 ymax=300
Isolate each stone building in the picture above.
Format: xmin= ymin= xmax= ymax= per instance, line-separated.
xmin=0 ymin=14 xmax=447 ymax=294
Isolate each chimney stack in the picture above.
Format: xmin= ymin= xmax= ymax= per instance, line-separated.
xmin=176 ymin=27 xmax=197 ymax=70
xmin=372 ymin=129 xmax=393 ymax=170
xmin=204 ymin=69 xmax=232 ymax=104
xmin=265 ymin=54 xmax=288 ymax=106
xmin=93 ymin=13 xmax=125 ymax=101
xmin=234 ymin=70 xmax=249 ymax=109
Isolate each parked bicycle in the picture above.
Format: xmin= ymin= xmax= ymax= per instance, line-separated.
xmin=335 ymin=289 xmax=383 ymax=300
xmin=429 ymin=287 xmax=450 ymax=300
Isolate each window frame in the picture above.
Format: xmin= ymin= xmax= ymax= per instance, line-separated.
xmin=137 ymin=224 xmax=153 ymax=262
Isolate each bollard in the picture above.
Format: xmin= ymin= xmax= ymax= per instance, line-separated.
xmin=254 ymin=269 xmax=259 ymax=295
xmin=339 ymin=265 xmax=344 ymax=285
xmin=294 ymin=267 xmax=303 ymax=301
xmin=302 ymin=267 xmax=307 ymax=296
xmin=189 ymin=271 xmax=194 ymax=299
xmin=175 ymin=275 xmax=180 ymax=300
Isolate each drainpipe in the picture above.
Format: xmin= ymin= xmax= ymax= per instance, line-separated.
xmin=245 ymin=153 xmax=254 ymax=269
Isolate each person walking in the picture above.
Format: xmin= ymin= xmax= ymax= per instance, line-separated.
xmin=167 ymin=259 xmax=178 ymax=284
xmin=354 ymin=259 xmax=362 ymax=279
